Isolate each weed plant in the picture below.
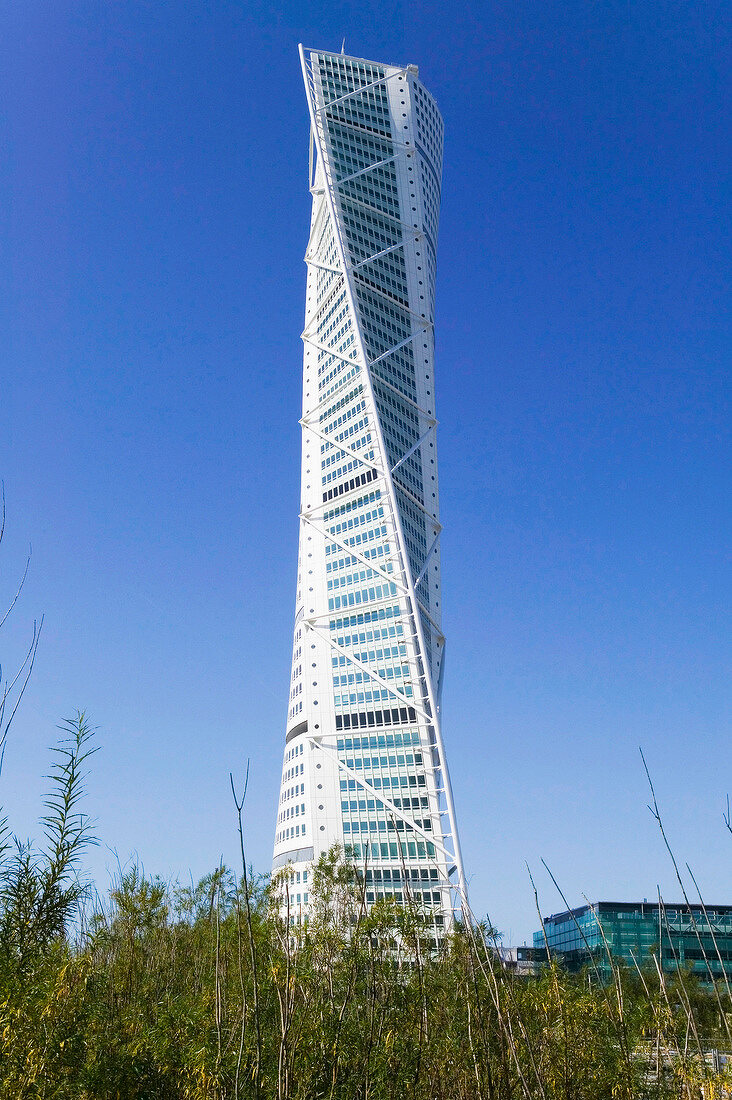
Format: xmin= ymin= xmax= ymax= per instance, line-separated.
xmin=1 ymin=717 xmax=730 ymax=1099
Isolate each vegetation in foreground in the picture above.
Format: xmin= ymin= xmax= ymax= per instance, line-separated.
xmin=1 ymin=715 xmax=731 ymax=1100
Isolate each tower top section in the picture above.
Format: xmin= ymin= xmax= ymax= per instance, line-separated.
xmin=300 ymin=44 xmax=420 ymax=79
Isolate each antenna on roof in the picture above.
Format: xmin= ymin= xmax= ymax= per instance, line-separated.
xmin=341 ymin=38 xmax=346 ymax=54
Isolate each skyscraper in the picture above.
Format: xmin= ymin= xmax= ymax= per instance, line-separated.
xmin=272 ymin=46 xmax=465 ymax=931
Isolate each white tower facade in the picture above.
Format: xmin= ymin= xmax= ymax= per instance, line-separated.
xmin=273 ymin=47 xmax=465 ymax=931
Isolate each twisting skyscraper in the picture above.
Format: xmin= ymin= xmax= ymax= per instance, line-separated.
xmin=273 ymin=47 xmax=465 ymax=931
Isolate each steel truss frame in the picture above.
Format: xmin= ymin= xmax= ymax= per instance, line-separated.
xmin=293 ymin=45 xmax=466 ymax=917
xmin=302 ymin=728 xmax=457 ymax=872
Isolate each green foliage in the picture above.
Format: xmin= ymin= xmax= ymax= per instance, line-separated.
xmin=0 ymin=712 xmax=96 ymax=978
xmin=1 ymin=726 xmax=731 ymax=1099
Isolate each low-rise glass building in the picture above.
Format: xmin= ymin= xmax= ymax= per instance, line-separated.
xmin=534 ymin=901 xmax=732 ymax=984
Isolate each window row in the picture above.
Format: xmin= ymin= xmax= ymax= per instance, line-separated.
xmin=342 ymin=795 xmax=427 ymax=812
xmin=342 ymin=750 xmax=422 ymax=769
xmin=332 ymin=663 xmax=410 ymax=687
xmin=328 ymin=580 xmax=398 ymax=611
xmin=325 ymin=521 xmax=387 ymax=554
xmin=343 ymin=819 xmax=433 ymax=835
xmin=275 ymin=822 xmax=306 ymax=844
xmin=346 ymin=839 xmax=436 ymax=862
xmin=329 ymin=603 xmax=402 ymax=632
xmin=334 ymin=688 xmax=406 ymax=708
xmin=337 ymin=729 xmax=421 ymax=750
xmin=327 ymin=505 xmax=385 ymax=539
xmin=335 ymin=705 xmax=417 ymax=730
xmin=332 ymin=642 xmax=405 ymax=665
xmin=340 ymin=772 xmax=425 ymax=791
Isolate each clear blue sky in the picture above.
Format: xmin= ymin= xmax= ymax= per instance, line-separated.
xmin=2 ymin=0 xmax=729 ymax=942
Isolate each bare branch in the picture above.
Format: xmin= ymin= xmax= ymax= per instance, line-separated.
xmin=0 ymin=490 xmax=43 ymax=772
xmin=0 ymin=546 xmax=32 ymax=632
xmin=685 ymin=860 xmax=732 ymax=1023
xmin=230 ymin=761 xmax=262 ymax=1098
xmin=641 ymin=747 xmax=732 ymax=1044
xmin=526 ymin=862 xmax=551 ymax=964
xmin=0 ymin=616 xmax=43 ymax=777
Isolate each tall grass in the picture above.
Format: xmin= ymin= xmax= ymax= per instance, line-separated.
xmin=0 ymin=720 xmax=730 ymax=1099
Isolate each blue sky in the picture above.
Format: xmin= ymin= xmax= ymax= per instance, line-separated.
xmin=1 ymin=0 xmax=729 ymax=942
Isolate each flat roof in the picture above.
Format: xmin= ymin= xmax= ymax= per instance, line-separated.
xmin=542 ymin=901 xmax=732 ymax=924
